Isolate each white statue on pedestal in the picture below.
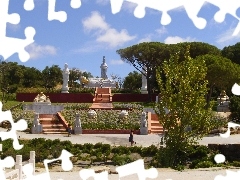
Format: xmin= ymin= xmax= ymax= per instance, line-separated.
xmin=34 ymin=92 xmax=50 ymax=103
xmin=100 ymin=56 xmax=108 ymax=79
xmin=61 ymin=63 xmax=70 ymax=93
xmin=74 ymin=113 xmax=82 ymax=134
xmin=31 ymin=113 xmax=42 ymax=134
xmin=141 ymin=66 xmax=148 ymax=94
xmin=140 ymin=111 xmax=148 ymax=135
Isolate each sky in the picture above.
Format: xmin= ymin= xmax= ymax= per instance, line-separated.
xmin=5 ymin=0 xmax=240 ymax=79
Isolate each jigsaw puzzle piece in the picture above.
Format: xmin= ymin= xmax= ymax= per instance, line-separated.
xmin=0 ymin=156 xmax=15 ymax=180
xmin=0 ymin=0 xmax=20 ymax=37
xmin=207 ymin=0 xmax=240 ymax=22
xmin=110 ymin=0 xmax=124 ymax=14
xmin=0 ymin=26 xmax=35 ymax=62
xmin=0 ymin=102 xmax=28 ymax=150
xmin=24 ymin=0 xmax=35 ymax=11
xmin=70 ymin=0 xmax=81 ymax=9
xmin=183 ymin=0 xmax=207 ymax=29
xmin=79 ymin=169 xmax=109 ymax=180
xmin=116 ymin=159 xmax=158 ymax=180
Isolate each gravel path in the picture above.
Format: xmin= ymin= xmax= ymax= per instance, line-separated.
xmin=15 ymin=131 xmax=240 ymax=147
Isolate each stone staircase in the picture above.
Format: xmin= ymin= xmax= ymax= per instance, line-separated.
xmin=39 ymin=114 xmax=68 ymax=134
xmin=93 ymin=87 xmax=112 ymax=103
xmin=148 ymin=113 xmax=164 ymax=134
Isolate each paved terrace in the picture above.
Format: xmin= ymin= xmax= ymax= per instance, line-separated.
xmin=11 ymin=129 xmax=240 ymax=147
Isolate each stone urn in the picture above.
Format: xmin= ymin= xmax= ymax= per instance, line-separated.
xmin=88 ymin=110 xmax=97 ymax=119
xmin=119 ymin=110 xmax=128 ymax=119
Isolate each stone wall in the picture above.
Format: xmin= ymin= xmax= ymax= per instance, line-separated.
xmin=208 ymin=144 xmax=240 ymax=161
xmin=17 ymin=93 xmax=159 ymax=102
xmin=17 ymin=93 xmax=94 ymax=103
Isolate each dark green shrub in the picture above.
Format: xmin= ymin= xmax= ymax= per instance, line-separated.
xmin=195 ymin=161 xmax=214 ymax=168
xmin=140 ymin=145 xmax=158 ymax=157
xmin=111 ymin=146 xmax=130 ymax=155
xmin=112 ymin=154 xmax=132 ymax=166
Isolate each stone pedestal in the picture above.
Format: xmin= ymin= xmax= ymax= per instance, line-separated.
xmin=141 ymin=66 xmax=148 ymax=94
xmin=74 ymin=113 xmax=82 ymax=134
xmin=140 ymin=112 xmax=148 ymax=135
xmin=217 ymin=90 xmax=230 ymax=112
xmin=31 ymin=113 xmax=42 ymax=134
xmin=23 ymin=102 xmax=64 ymax=114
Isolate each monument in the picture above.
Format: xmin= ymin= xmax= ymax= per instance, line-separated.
xmin=100 ymin=56 xmax=108 ymax=79
xmin=31 ymin=113 xmax=42 ymax=134
xmin=24 ymin=92 xmax=64 ymax=114
xmin=80 ymin=56 xmax=116 ymax=88
xmin=61 ymin=63 xmax=70 ymax=93
xmin=141 ymin=66 xmax=148 ymax=94
xmin=140 ymin=112 xmax=148 ymax=135
xmin=74 ymin=113 xmax=82 ymax=134
xmin=217 ymin=90 xmax=230 ymax=112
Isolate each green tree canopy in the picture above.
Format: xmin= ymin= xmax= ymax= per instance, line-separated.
xmin=222 ymin=42 xmax=240 ymax=64
xmin=122 ymin=71 xmax=142 ymax=91
xmin=195 ymin=54 xmax=240 ymax=106
xmin=155 ymin=46 xmax=217 ymax=168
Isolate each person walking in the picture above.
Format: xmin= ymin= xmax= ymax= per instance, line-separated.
xmin=129 ymin=130 xmax=136 ymax=146
xmin=67 ymin=124 xmax=72 ymax=137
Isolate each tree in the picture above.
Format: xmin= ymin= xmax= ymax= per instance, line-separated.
xmin=69 ymin=68 xmax=82 ymax=89
xmin=82 ymin=71 xmax=93 ymax=79
xmin=117 ymin=42 xmax=221 ymax=100
xmin=155 ymin=46 xmax=216 ymax=168
xmin=122 ymin=71 xmax=142 ymax=91
xmin=42 ymin=65 xmax=62 ymax=90
xmin=222 ymin=42 xmax=240 ymax=64
xmin=22 ymin=67 xmax=42 ymax=88
xmin=195 ymin=54 xmax=240 ymax=106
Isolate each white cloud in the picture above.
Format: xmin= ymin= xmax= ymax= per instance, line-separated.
xmin=26 ymin=43 xmax=57 ymax=59
xmin=138 ymin=35 xmax=152 ymax=43
xmin=82 ymin=11 xmax=109 ymax=32
xmin=164 ymin=36 xmax=196 ymax=44
xmin=216 ymin=27 xmax=240 ymax=44
xmin=96 ymin=28 xmax=136 ymax=47
xmin=82 ymin=11 xmax=136 ymax=48
xmin=110 ymin=59 xmax=124 ymax=65
xmin=155 ymin=26 xmax=168 ymax=35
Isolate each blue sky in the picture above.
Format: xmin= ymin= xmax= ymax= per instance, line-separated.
xmin=5 ymin=0 xmax=240 ymax=79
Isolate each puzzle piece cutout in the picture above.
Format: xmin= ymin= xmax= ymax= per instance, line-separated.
xmin=0 ymin=102 xmax=27 ymax=150
xmin=22 ymin=149 xmax=74 ymax=180
xmin=219 ymin=122 xmax=240 ymax=138
xmin=0 ymin=0 xmax=36 ymax=62
xmin=116 ymin=159 xmax=158 ymax=180
xmin=0 ymin=156 xmax=15 ymax=180
xmin=79 ymin=169 xmax=109 ymax=180
xmin=110 ymin=0 xmax=240 ymax=35
xmin=48 ymin=0 xmax=82 ymax=22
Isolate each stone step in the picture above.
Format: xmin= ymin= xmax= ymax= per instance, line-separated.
xmin=43 ymin=128 xmax=67 ymax=132
xmin=42 ymin=124 xmax=65 ymax=128
xmin=151 ymin=122 xmax=161 ymax=126
xmin=39 ymin=114 xmax=55 ymax=118
xmin=43 ymin=131 xmax=68 ymax=134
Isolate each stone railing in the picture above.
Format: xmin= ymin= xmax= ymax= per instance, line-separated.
xmin=5 ymin=151 xmax=35 ymax=180
xmin=56 ymin=112 xmax=68 ymax=129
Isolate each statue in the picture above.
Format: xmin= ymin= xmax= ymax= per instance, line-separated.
xmin=74 ymin=113 xmax=82 ymax=134
xmin=61 ymin=63 xmax=70 ymax=93
xmin=100 ymin=56 xmax=108 ymax=79
xmin=141 ymin=66 xmax=148 ymax=94
xmin=34 ymin=92 xmax=47 ymax=102
xmin=31 ymin=113 xmax=42 ymax=134
xmin=140 ymin=111 xmax=148 ymax=135
xmin=141 ymin=112 xmax=148 ymax=127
